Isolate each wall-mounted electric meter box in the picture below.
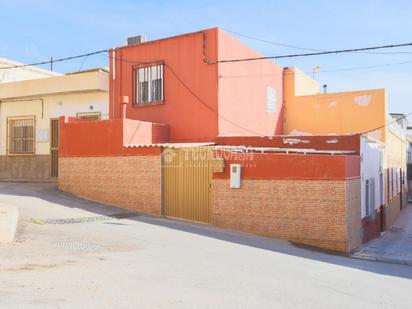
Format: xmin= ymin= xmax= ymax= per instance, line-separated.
xmin=230 ymin=164 xmax=241 ymax=189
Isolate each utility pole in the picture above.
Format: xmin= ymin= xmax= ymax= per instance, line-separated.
xmin=50 ymin=57 xmax=53 ymax=71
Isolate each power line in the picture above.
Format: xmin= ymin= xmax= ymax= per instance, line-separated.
xmin=223 ymin=28 xmax=412 ymax=57
xmin=222 ymin=28 xmax=320 ymax=52
xmin=1 ymin=44 xmax=409 ymax=140
xmin=219 ymin=60 xmax=412 ymax=79
xmin=362 ymin=111 xmax=412 ymax=135
xmin=164 ymin=63 xmax=266 ymax=137
xmin=104 ymin=52 xmax=411 ymax=136
xmin=0 ymin=49 xmax=109 ymax=70
xmin=212 ymin=42 xmax=412 ymax=63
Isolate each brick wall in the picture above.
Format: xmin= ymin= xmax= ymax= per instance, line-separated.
xmin=212 ymin=178 xmax=361 ymax=252
xmin=59 ymin=155 xmax=161 ymax=215
xmin=344 ymin=178 xmax=362 ymax=251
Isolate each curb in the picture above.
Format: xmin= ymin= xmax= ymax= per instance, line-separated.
xmin=350 ymin=253 xmax=412 ymax=266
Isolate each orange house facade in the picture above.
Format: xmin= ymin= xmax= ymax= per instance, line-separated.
xmin=283 ymin=67 xmax=409 ymax=240
xmin=109 ymin=28 xmax=284 ymax=142
xmin=57 ymin=28 xmax=404 ymax=253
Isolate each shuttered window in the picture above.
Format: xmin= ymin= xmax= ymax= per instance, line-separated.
xmin=8 ymin=117 xmax=35 ymax=155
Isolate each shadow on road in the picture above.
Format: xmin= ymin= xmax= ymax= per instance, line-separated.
xmin=1 ymin=182 xmax=411 ymax=280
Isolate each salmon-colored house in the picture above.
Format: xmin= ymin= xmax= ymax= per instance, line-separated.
xmin=57 ymin=28 xmax=392 ymax=253
xmin=109 ymin=27 xmax=283 ymax=142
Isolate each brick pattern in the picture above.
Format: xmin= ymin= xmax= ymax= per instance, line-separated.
xmin=344 ymin=178 xmax=362 ymax=251
xmin=0 ymin=155 xmax=51 ymax=179
xmin=212 ymin=178 xmax=361 ymax=252
xmin=59 ymin=156 xmax=161 ymax=215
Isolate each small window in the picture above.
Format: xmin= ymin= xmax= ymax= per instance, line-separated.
xmin=266 ymin=86 xmax=277 ymax=113
xmin=134 ymin=63 xmax=164 ymax=105
xmin=8 ymin=117 xmax=35 ymax=155
xmin=76 ymin=112 xmax=101 ymax=120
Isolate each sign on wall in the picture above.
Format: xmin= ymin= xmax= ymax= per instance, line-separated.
xmin=36 ymin=129 xmax=49 ymax=142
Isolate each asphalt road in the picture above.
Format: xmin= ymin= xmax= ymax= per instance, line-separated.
xmin=0 ymin=182 xmax=411 ymax=309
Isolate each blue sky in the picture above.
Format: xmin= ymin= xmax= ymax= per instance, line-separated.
xmin=1 ymin=0 xmax=411 ymax=115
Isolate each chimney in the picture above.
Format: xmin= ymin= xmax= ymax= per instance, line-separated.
xmin=125 ymin=35 xmax=147 ymax=46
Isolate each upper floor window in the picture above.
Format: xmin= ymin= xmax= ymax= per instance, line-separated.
xmin=134 ymin=63 xmax=164 ymax=105
xmin=7 ymin=117 xmax=35 ymax=155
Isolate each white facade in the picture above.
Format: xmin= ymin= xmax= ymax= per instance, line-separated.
xmin=360 ymin=136 xmax=384 ymax=219
xmin=0 ymin=68 xmax=109 ymax=156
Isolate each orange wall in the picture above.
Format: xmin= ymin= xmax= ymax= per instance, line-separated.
xmin=59 ymin=117 xmax=161 ymax=157
xmin=283 ymin=67 xmax=387 ymax=142
xmin=213 ymin=151 xmax=360 ymax=180
xmin=110 ymin=28 xmax=284 ymax=142
xmin=110 ymin=29 xmax=219 ymax=142
xmin=217 ymin=29 xmax=283 ymax=136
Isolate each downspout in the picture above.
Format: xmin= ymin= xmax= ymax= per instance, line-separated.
xmin=111 ymin=48 xmax=116 ymax=119
xmin=119 ymin=50 xmax=123 ymax=119
xmin=202 ymin=31 xmax=214 ymax=64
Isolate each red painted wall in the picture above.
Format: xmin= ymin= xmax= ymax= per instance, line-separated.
xmin=110 ymin=29 xmax=219 ymax=142
xmin=59 ymin=117 xmax=161 ymax=157
xmin=215 ymin=135 xmax=361 ymax=154
xmin=110 ymin=27 xmax=284 ymax=142
xmin=214 ymin=150 xmax=360 ymax=180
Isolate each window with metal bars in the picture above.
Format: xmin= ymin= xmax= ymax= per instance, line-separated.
xmin=8 ymin=117 xmax=35 ymax=155
xmin=76 ymin=112 xmax=101 ymax=120
xmin=134 ymin=63 xmax=164 ymax=105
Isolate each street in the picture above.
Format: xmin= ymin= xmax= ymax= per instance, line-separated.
xmin=0 ymin=182 xmax=411 ymax=309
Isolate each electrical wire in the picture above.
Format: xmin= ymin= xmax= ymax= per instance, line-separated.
xmin=362 ymin=112 xmax=412 ymax=135
xmin=1 ymin=41 xmax=410 ymax=140
xmin=105 ymin=52 xmax=411 ymax=137
xmin=212 ymin=42 xmax=412 ymax=63
xmin=2 ymin=38 xmax=412 ymax=70
xmin=164 ymin=63 xmax=266 ymax=137
xmin=223 ymin=28 xmax=412 ymax=56
xmin=219 ymin=59 xmax=412 ymax=79
xmin=221 ymin=28 xmax=321 ymax=52
xmin=0 ymin=49 xmax=109 ymax=70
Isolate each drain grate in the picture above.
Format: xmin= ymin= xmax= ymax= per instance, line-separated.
xmin=51 ymin=241 xmax=101 ymax=251
xmin=30 ymin=212 xmax=139 ymax=225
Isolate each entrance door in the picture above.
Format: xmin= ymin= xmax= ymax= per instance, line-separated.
xmin=50 ymin=119 xmax=59 ymax=178
xmin=162 ymin=147 xmax=212 ymax=223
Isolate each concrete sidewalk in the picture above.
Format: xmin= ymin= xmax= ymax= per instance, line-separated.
xmin=351 ymin=204 xmax=412 ymax=265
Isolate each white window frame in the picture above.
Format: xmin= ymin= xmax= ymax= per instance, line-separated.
xmin=134 ymin=63 xmax=164 ymax=105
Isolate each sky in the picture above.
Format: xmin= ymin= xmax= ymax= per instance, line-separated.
xmin=0 ymin=0 xmax=411 ymax=116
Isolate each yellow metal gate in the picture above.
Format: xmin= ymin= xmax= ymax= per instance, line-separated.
xmin=162 ymin=147 xmax=212 ymax=223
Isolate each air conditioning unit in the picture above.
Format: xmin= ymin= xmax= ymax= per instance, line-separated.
xmin=125 ymin=35 xmax=147 ymax=46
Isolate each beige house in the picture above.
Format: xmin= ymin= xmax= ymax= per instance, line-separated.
xmin=0 ymin=62 xmax=109 ymax=180
xmin=0 ymin=57 xmax=60 ymax=82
